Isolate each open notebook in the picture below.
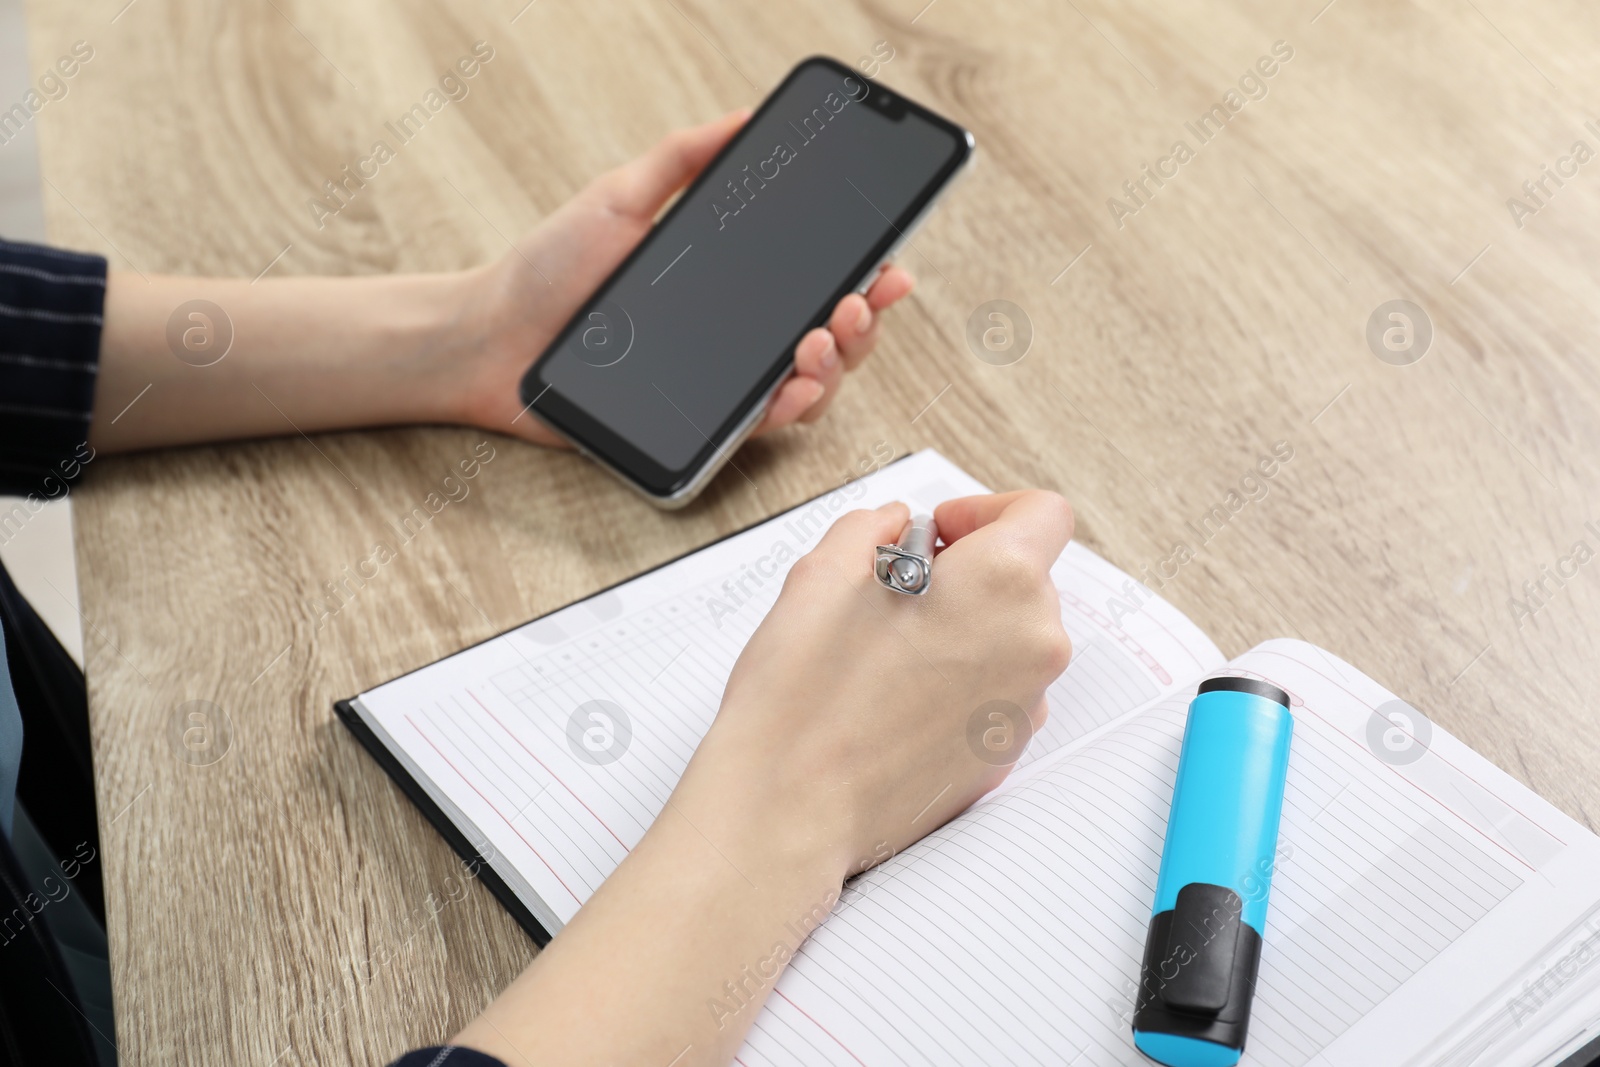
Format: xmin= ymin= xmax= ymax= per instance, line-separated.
xmin=337 ymin=450 xmax=1600 ymax=1067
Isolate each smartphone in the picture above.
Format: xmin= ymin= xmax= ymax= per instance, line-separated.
xmin=518 ymin=56 xmax=974 ymax=507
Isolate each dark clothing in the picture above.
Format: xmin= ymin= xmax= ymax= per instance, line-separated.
xmin=1 ymin=536 xmax=103 ymax=924
xmin=0 ymin=238 xmax=508 ymax=1067
xmin=0 ymin=237 xmax=111 ymax=1066
xmin=0 ymin=238 xmax=104 ymax=493
xmin=389 ymin=1047 xmax=509 ymax=1067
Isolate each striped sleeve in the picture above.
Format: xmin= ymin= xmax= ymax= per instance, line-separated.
xmin=0 ymin=238 xmax=107 ymax=497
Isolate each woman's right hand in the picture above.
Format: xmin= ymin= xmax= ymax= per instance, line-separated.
xmin=454 ymin=490 xmax=1075 ymax=1067
xmin=674 ymin=490 xmax=1076 ymax=889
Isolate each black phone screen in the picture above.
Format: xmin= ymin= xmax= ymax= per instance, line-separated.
xmin=519 ymin=57 xmax=970 ymax=498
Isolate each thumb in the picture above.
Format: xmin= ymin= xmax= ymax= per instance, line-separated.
xmin=598 ymin=109 xmax=751 ymax=220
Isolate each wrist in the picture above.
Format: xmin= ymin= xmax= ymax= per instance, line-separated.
xmin=401 ymin=265 xmax=496 ymax=428
xmin=668 ymin=731 xmax=857 ymax=899
xmin=420 ymin=255 xmax=571 ymax=448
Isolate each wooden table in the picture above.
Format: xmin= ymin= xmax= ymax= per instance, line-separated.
xmin=26 ymin=0 xmax=1600 ymax=1061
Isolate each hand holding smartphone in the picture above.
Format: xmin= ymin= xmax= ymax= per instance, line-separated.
xmin=519 ymin=57 xmax=974 ymax=507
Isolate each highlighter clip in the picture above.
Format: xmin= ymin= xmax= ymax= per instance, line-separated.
xmin=1133 ymin=881 xmax=1262 ymax=1054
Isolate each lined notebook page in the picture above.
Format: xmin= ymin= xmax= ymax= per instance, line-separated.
xmin=736 ymin=640 xmax=1600 ymax=1067
xmin=348 ymin=447 xmax=1600 ymax=1065
xmin=350 ymin=449 xmax=1220 ymax=935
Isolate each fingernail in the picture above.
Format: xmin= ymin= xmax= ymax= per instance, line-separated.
xmin=819 ymin=335 xmax=840 ymax=370
xmin=801 ymin=380 xmax=826 ymax=410
xmin=855 ymin=301 xmax=873 ymax=333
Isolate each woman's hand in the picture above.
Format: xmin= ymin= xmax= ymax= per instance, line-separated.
xmin=450 ymin=110 xmax=916 ymax=448
xmin=454 ymin=491 xmax=1074 ymax=1067
xmin=674 ymin=490 xmax=1077 ymax=884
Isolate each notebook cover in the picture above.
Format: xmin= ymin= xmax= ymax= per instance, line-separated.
xmin=335 ymin=697 xmax=554 ymax=946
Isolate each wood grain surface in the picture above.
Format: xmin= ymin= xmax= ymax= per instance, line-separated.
xmin=21 ymin=0 xmax=1600 ymax=1062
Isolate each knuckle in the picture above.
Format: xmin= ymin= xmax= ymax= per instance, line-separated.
xmin=590 ymin=168 xmax=631 ymax=211
xmin=1027 ymin=490 xmax=1075 ymax=537
xmin=1041 ymin=627 xmax=1074 ymax=676
xmin=784 ymin=551 xmax=832 ymax=588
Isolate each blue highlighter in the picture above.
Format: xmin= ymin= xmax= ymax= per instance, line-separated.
xmin=1133 ymin=677 xmax=1293 ymax=1067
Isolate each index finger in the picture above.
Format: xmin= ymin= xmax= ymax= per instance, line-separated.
xmin=933 ymin=490 xmax=1074 ymax=567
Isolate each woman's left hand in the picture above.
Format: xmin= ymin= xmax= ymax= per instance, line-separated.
xmin=450 ymin=109 xmax=917 ymax=449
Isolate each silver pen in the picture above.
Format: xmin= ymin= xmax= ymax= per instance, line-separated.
xmin=874 ymin=514 xmax=938 ymax=595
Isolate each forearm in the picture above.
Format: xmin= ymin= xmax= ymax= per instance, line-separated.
xmin=454 ymin=767 xmax=847 ymax=1067
xmin=90 ymin=268 xmax=486 ymax=452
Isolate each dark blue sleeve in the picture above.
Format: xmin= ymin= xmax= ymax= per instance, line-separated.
xmin=388 ymin=1047 xmax=512 ymax=1067
xmin=0 ymin=238 xmax=106 ymax=497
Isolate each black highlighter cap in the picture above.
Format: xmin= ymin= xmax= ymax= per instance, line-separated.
xmin=1133 ymin=883 xmax=1263 ymax=1056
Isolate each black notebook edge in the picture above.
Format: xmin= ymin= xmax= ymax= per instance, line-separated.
xmin=333 ymin=450 xmax=924 ymax=947
xmin=335 ymin=697 xmax=554 ymax=946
